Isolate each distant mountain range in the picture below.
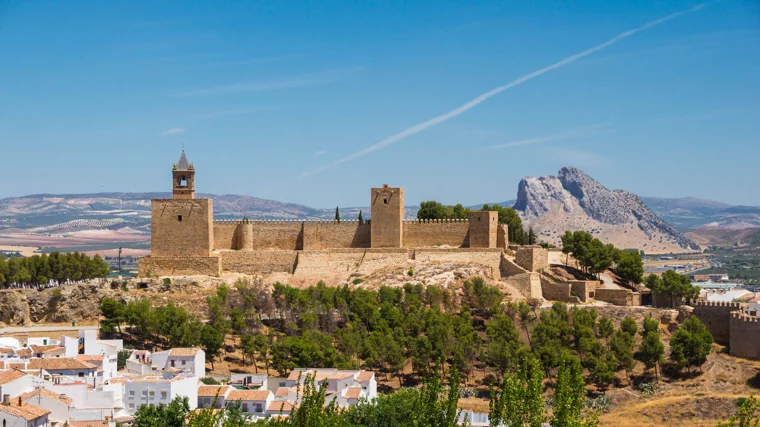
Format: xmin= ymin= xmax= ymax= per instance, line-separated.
xmin=1 ymin=177 xmax=758 ymax=252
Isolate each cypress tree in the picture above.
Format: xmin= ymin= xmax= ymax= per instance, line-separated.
xmin=358 ymin=210 xmax=363 ymax=224
xmin=335 ymin=206 xmax=340 ymax=223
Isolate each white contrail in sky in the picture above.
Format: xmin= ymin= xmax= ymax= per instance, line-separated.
xmin=298 ymin=2 xmax=710 ymax=180
xmin=482 ymin=124 xmax=612 ymax=151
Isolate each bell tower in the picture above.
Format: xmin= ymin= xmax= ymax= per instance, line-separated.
xmin=172 ymin=149 xmax=195 ymax=199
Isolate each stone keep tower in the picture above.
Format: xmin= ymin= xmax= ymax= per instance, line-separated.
xmin=371 ymin=184 xmax=404 ymax=248
xmin=469 ymin=211 xmax=498 ymax=248
xmin=172 ymin=149 xmax=195 ymax=199
xmin=150 ymin=150 xmax=214 ymax=257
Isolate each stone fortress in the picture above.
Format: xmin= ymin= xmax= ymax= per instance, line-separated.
xmin=138 ymin=151 xmax=545 ymax=296
xmin=692 ymin=301 xmax=760 ymax=360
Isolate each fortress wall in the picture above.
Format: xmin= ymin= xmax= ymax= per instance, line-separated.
xmin=413 ymin=248 xmax=502 ymax=278
xmin=515 ymin=246 xmax=549 ymax=272
xmin=302 ymin=221 xmax=371 ymax=250
xmin=595 ymin=288 xmax=634 ymax=306
xmin=358 ymin=250 xmax=410 ymax=274
xmin=402 ymin=220 xmax=470 ymax=248
xmin=294 ymin=250 xmax=366 ymax=276
xmin=505 ymin=272 xmax=542 ymax=299
xmin=497 ymin=224 xmax=509 ymax=249
xmin=570 ymin=280 xmax=598 ymax=303
xmin=692 ymin=301 xmax=744 ymax=345
xmin=250 ymin=221 xmax=303 ymax=250
xmin=213 ymin=222 xmax=238 ymax=250
xmin=541 ymin=278 xmax=575 ymax=302
xmin=219 ymin=250 xmax=298 ymax=274
xmin=138 ymin=256 xmax=221 ymax=277
xmin=500 ymin=257 xmax=528 ymax=278
xmin=151 ymin=199 xmax=213 ymax=257
xmin=730 ymin=313 xmax=760 ymax=360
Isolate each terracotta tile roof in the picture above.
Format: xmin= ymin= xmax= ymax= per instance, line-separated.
xmin=16 ymin=348 xmax=32 ymax=357
xmin=0 ymin=347 xmax=15 ymax=354
xmin=357 ymin=371 xmax=374 ymax=382
xmin=76 ymin=355 xmax=104 ymax=361
xmin=19 ymin=388 xmax=73 ymax=405
xmin=0 ymin=369 xmax=27 ymax=385
xmin=226 ymin=389 xmax=271 ymax=401
xmin=343 ymin=388 xmax=362 ymax=399
xmin=197 ymin=385 xmax=231 ymax=397
xmin=315 ymin=372 xmax=354 ymax=381
xmin=67 ymin=420 xmax=109 ymax=427
xmin=169 ymin=348 xmax=201 ymax=357
xmin=0 ymin=402 xmax=50 ymax=420
xmin=28 ymin=358 xmax=97 ymax=371
xmin=274 ymin=387 xmax=292 ymax=397
xmin=8 ymin=363 xmax=27 ymax=370
xmin=30 ymin=345 xmax=62 ymax=354
xmin=267 ymin=401 xmax=294 ymax=412
xmin=287 ymin=370 xmax=307 ymax=381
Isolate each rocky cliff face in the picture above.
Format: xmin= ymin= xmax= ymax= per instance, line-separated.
xmin=514 ymin=167 xmax=700 ymax=253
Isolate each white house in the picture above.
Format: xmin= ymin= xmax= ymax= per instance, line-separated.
xmin=150 ymin=348 xmax=204 ymax=376
xmin=123 ymin=375 xmax=198 ymax=416
xmin=45 ymin=381 xmax=119 ymax=421
xmin=29 ymin=346 xmax=65 ymax=360
xmin=281 ymin=369 xmax=377 ymax=407
xmin=78 ymin=331 xmax=123 ymax=358
xmin=229 ymin=373 xmax=267 ymax=388
xmin=224 ymin=389 xmax=273 ymax=420
xmin=0 ymin=370 xmax=34 ymax=401
xmin=76 ymin=356 xmax=117 ymax=381
xmin=0 ymin=398 xmax=50 ymax=427
xmin=197 ymin=385 xmax=231 ymax=409
xmin=27 ymin=359 xmax=101 ymax=388
xmin=17 ymin=388 xmax=72 ymax=423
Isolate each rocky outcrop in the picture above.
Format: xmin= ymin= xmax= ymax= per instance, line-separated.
xmin=514 ymin=167 xmax=700 ymax=253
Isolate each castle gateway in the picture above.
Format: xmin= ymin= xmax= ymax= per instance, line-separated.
xmin=138 ymin=151 xmax=510 ymax=277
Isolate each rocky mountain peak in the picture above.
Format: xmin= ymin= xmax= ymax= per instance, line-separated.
xmin=514 ymin=167 xmax=700 ymax=252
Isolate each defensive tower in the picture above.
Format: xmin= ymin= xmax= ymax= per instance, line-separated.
xmin=172 ymin=149 xmax=195 ymax=199
xmin=370 ymin=184 xmax=404 ymax=248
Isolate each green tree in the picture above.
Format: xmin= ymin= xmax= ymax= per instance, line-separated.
xmin=620 ymin=317 xmax=638 ymax=337
xmin=551 ymin=354 xmax=597 ymax=427
xmin=117 ymin=349 xmax=130 ymax=371
xmin=358 ymin=210 xmax=363 ymax=224
xmin=486 ymin=313 xmax=523 ymax=374
xmin=717 ymin=394 xmax=760 ymax=427
xmin=669 ymin=315 xmax=713 ymax=373
xmin=638 ymin=330 xmax=665 ymax=380
xmin=134 ymin=396 xmax=190 ymax=427
xmin=200 ymin=323 xmax=224 ymax=370
xmin=646 ymin=270 xmax=700 ymax=308
xmin=609 ymin=329 xmax=635 ymax=380
xmin=616 ymin=250 xmax=644 ymax=287
xmin=335 ymin=206 xmax=341 ymax=223
xmin=596 ymin=316 xmax=614 ymax=340
xmin=489 ymin=356 xmax=545 ymax=427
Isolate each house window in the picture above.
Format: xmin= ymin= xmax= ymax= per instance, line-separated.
xmin=161 ymin=391 xmax=167 ymax=399
xmin=181 ymin=360 xmax=186 ymax=365
xmin=170 ymin=360 xmax=175 ymax=368
xmin=129 ymin=404 xmax=135 ymax=410
xmin=242 ymin=403 xmax=248 ymax=412
xmin=129 ymin=391 xmax=135 ymax=397
xmin=142 ymin=390 xmax=148 ymax=397
xmin=178 ymin=215 xmax=182 ymax=222
xmin=254 ymin=403 xmax=263 ymax=413
xmin=149 ymin=391 xmax=155 ymax=398
xmin=78 ymin=372 xmax=84 ymax=377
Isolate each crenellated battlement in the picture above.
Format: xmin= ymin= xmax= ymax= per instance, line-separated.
xmin=212 ymin=218 xmax=367 ymax=225
xmin=403 ymin=218 xmax=469 ymax=224
xmin=732 ymin=312 xmax=760 ymax=323
xmin=693 ymin=300 xmax=744 ymax=309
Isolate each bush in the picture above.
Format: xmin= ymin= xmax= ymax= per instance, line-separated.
xmin=51 ymin=288 xmax=62 ymax=299
xmin=586 ymin=395 xmax=611 ymax=412
xmin=352 ymin=278 xmax=364 ymax=285
xmin=638 ymin=382 xmax=657 ymax=396
xmin=163 ymin=277 xmax=172 ymax=285
xmin=200 ymin=377 xmax=220 ymax=385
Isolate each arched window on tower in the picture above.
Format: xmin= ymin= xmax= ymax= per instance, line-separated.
xmin=179 ymin=176 xmax=187 ymax=187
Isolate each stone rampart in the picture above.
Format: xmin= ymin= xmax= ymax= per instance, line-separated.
xmin=506 ymin=272 xmax=542 ymax=299
xmin=595 ymin=288 xmax=635 ymax=306
xmin=138 ymin=256 xmax=221 ymax=277
xmin=249 ymin=220 xmax=303 ymax=250
xmin=692 ymin=301 xmax=745 ymax=345
xmin=413 ymin=248 xmax=502 ymax=278
xmin=358 ymin=250 xmax=410 ymax=274
xmin=569 ymin=280 xmax=598 ymax=303
xmin=730 ymin=312 xmax=760 ymax=359
xmin=497 ymin=224 xmax=509 ymax=249
xmin=402 ymin=219 xmax=470 ymax=248
xmin=302 ymin=221 xmax=370 ymax=250
xmin=151 ymin=199 xmax=213 ymax=257
xmin=500 ymin=257 xmax=528 ymax=278
xmin=515 ymin=246 xmax=549 ymax=272
xmin=541 ymin=278 xmax=576 ymax=303
xmin=219 ymin=250 xmax=298 ymax=274
xmin=213 ymin=222 xmax=239 ymax=250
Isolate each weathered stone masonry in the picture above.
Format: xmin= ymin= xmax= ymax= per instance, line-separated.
xmin=139 ymin=151 xmax=511 ymax=278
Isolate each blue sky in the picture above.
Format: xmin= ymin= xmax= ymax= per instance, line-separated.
xmin=1 ymin=0 xmax=758 ymax=208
